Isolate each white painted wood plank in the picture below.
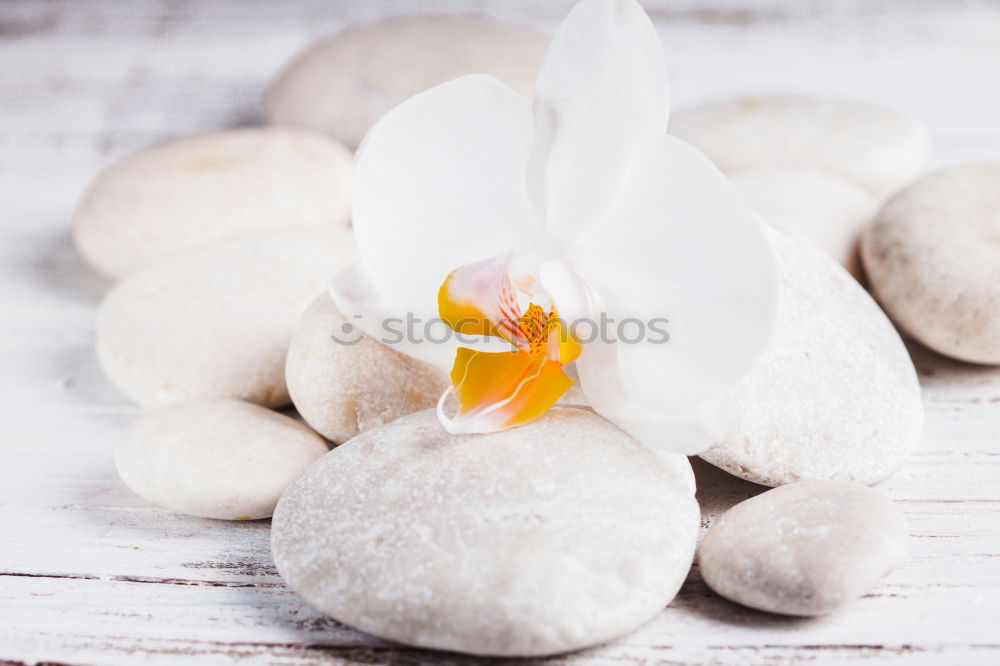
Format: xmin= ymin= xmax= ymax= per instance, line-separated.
xmin=2 ymin=1 xmax=1000 ymax=664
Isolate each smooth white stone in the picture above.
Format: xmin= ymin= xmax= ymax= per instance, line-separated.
xmin=700 ymin=227 xmax=923 ymax=486
xmin=97 ymin=229 xmax=355 ymax=407
xmin=730 ymin=168 xmax=878 ymax=279
xmin=670 ymin=94 xmax=929 ymax=197
xmin=285 ymin=293 xmax=449 ymax=443
xmin=862 ymin=163 xmax=1000 ymax=365
xmin=265 ymin=15 xmax=548 ymax=148
xmin=73 ymin=127 xmax=353 ymax=278
xmin=699 ymin=480 xmax=908 ymax=616
xmin=117 ymin=399 xmax=328 ymax=520
xmin=272 ymin=408 xmax=698 ymax=657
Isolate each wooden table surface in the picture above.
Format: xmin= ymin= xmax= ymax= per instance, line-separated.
xmin=2 ymin=1 xmax=1000 ymax=664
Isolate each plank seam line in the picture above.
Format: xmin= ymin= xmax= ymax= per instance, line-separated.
xmin=0 ymin=571 xmax=281 ymax=588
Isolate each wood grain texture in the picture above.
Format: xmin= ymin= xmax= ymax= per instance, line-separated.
xmin=2 ymin=0 xmax=1000 ymax=664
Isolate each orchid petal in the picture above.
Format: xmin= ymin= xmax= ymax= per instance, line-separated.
xmin=571 ymin=135 xmax=778 ymax=452
xmin=337 ymin=74 xmax=539 ymax=367
xmin=576 ymin=330 xmax=734 ymax=454
xmin=527 ymin=0 xmax=670 ymax=237
xmin=538 ymin=259 xmax=590 ymax=328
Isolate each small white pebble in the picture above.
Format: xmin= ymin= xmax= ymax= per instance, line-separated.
xmin=670 ymin=94 xmax=929 ymax=197
xmin=117 ymin=399 xmax=329 ymax=520
xmin=96 ymin=228 xmax=355 ymax=407
xmin=699 ymin=479 xmax=908 ymax=616
xmin=73 ymin=127 xmax=353 ymax=278
xmin=265 ymin=15 xmax=548 ymax=148
xmin=862 ymin=162 xmax=1000 ymax=365
xmin=729 ymin=167 xmax=877 ymax=278
xmin=285 ymin=292 xmax=449 ymax=443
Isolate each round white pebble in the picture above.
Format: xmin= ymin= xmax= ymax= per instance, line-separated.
xmin=730 ymin=168 xmax=877 ymax=279
xmin=700 ymin=227 xmax=923 ymax=486
xmin=272 ymin=408 xmax=699 ymax=657
xmin=862 ymin=163 xmax=1000 ymax=365
xmin=670 ymin=94 xmax=929 ymax=197
xmin=285 ymin=293 xmax=449 ymax=443
xmin=117 ymin=399 xmax=329 ymax=520
xmin=265 ymin=15 xmax=548 ymax=148
xmin=699 ymin=480 xmax=908 ymax=616
xmin=73 ymin=127 xmax=353 ymax=278
xmin=97 ymin=229 xmax=355 ymax=408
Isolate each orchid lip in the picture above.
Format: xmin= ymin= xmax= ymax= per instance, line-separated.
xmin=436 ymin=252 xmax=584 ymax=434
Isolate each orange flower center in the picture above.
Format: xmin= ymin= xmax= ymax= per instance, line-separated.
xmin=436 ymin=254 xmax=582 ymax=433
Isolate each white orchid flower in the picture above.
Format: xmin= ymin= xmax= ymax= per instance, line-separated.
xmin=330 ymin=0 xmax=778 ymax=454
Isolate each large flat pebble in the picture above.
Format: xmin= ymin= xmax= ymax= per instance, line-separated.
xmin=272 ymin=408 xmax=698 ymax=657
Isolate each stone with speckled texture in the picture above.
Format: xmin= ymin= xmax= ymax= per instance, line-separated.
xmin=700 ymin=227 xmax=923 ymax=487
xmin=699 ymin=479 xmax=908 ymax=616
xmin=271 ymin=407 xmax=699 ymax=657
xmin=285 ymin=292 xmax=449 ymax=443
xmin=862 ymin=162 xmax=1000 ymax=365
xmin=117 ymin=399 xmax=329 ymax=520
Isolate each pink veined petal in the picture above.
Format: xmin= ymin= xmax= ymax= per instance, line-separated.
xmin=527 ymin=0 xmax=670 ymax=238
xmin=340 ymin=74 xmax=540 ymax=368
xmin=438 ymin=252 xmax=528 ymax=345
xmin=571 ymin=134 xmax=779 ymax=453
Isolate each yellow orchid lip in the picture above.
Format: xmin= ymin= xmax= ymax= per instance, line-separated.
xmin=437 ymin=254 xmax=583 ymax=434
